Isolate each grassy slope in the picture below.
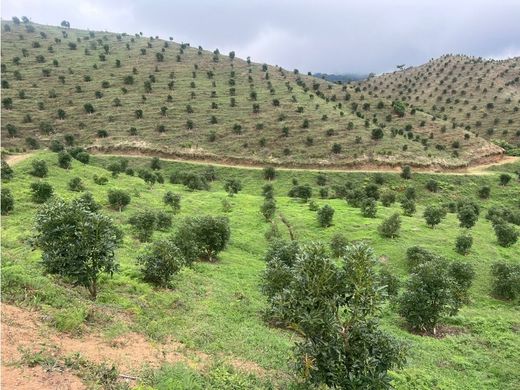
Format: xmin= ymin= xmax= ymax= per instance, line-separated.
xmin=357 ymin=55 xmax=520 ymax=149
xmin=0 ymin=21 xmax=502 ymax=167
xmin=2 ymin=151 xmax=519 ymax=389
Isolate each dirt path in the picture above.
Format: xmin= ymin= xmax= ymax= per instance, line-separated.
xmin=4 ymin=151 xmax=518 ymax=175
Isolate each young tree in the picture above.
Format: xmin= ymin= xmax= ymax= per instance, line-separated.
xmin=34 ymin=197 xmax=122 ymax=299
xmin=457 ymin=204 xmax=478 ymax=228
xmin=423 ymin=205 xmax=444 ymax=228
xmin=1 ymin=160 xmax=14 ymax=181
xmin=1 ymin=188 xmax=14 ymax=215
xmin=330 ymin=233 xmax=348 ymax=258
xmin=478 ymin=185 xmax=491 ymax=199
xmin=155 ymin=211 xmax=172 ymax=230
xmin=361 ymin=198 xmax=377 ymax=218
xmin=58 ymin=151 xmax=72 ymax=169
xmin=493 ymin=222 xmax=519 ymax=247
xmin=224 ymin=179 xmax=242 ymax=196
xmin=163 ymin=191 xmax=181 ymax=214
xmin=30 ymin=182 xmax=53 ymax=203
xmin=401 ymin=165 xmax=412 ymax=179
xmin=378 ymin=213 xmax=401 ymax=238
xmin=30 ymin=160 xmax=48 ymax=177
xmin=150 ymin=157 xmax=161 ymax=170
xmin=263 ymin=166 xmax=276 ymax=181
xmin=317 ymin=204 xmax=334 ymax=227
xmin=128 ymin=210 xmax=157 ymax=242
xmin=68 ymin=177 xmax=85 ymax=192
xmin=107 ymin=189 xmax=131 ymax=212
xmin=381 ymin=191 xmax=396 ymax=206
xmin=455 ymin=231 xmax=473 ymax=255
xmin=137 ymin=239 xmax=185 ymax=287
xmin=260 ymin=198 xmax=276 ymax=221
xmin=490 ymin=262 xmax=520 ymax=300
xmin=288 ymin=185 xmax=312 ymax=202
xmin=499 ymin=174 xmax=511 ymax=186
xmin=401 ymin=198 xmax=416 ymax=216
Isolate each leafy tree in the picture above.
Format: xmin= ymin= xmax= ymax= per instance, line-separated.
xmin=58 ymin=151 xmax=72 ymax=169
xmin=493 ymin=222 xmax=519 ymax=247
xmin=262 ymin=183 xmax=274 ymax=199
xmin=93 ymin=175 xmax=109 ymax=185
xmin=129 ymin=210 xmax=157 ymax=242
xmin=478 ymin=185 xmax=491 ymax=199
xmin=107 ymin=189 xmax=131 ymax=212
xmin=60 ymin=20 xmax=70 ymax=28
xmin=329 ymin=233 xmax=348 ymax=258
xmin=392 ymin=100 xmax=406 ymax=117
xmin=455 ymin=231 xmax=473 ymax=255
xmin=68 ymin=177 xmax=85 ymax=192
xmin=175 ymin=216 xmax=230 ymax=262
xmin=361 ymin=197 xmax=377 ymax=218
xmin=400 ymin=165 xmax=412 ymax=179
xmin=381 ymin=191 xmax=396 ymax=206
xmin=317 ymin=205 xmax=334 ymax=227
xmin=34 ymin=197 xmax=122 ymax=299
xmin=379 ymin=269 xmax=400 ymax=299
xmin=449 ymin=261 xmax=475 ymax=305
xmin=423 ymin=205 xmax=444 ymax=228
xmin=224 ymin=179 xmax=242 ymax=196
xmin=260 ymin=198 xmax=276 ymax=221
xmin=405 ymin=246 xmax=438 ymax=270
xmin=371 ymin=127 xmax=384 ymax=140
xmin=163 ymin=191 xmax=181 ymax=214
xmin=499 ymin=174 xmax=511 ymax=186
xmin=30 ymin=182 xmax=53 ymax=203
xmin=457 ymin=204 xmax=478 ymax=228
xmin=150 ymin=157 xmax=161 ymax=170
xmin=401 ymin=198 xmax=416 ymax=216
xmin=182 ymin=173 xmax=209 ymax=191
xmin=490 ymin=262 xmax=520 ymax=300
xmin=1 ymin=160 xmax=14 ymax=180
xmin=83 ymin=103 xmax=95 ymax=114
xmin=50 ymin=139 xmax=64 ymax=152
xmin=137 ymin=239 xmax=185 ymax=287
xmin=6 ymin=123 xmax=18 ymax=137
xmin=155 ymin=211 xmax=172 ymax=231
xmin=288 ymin=185 xmax=312 ymax=202
xmin=263 ymin=166 xmax=276 ymax=181
xmin=378 ymin=213 xmax=401 ymax=238
xmin=30 ymin=160 xmax=48 ymax=178
xmin=364 ymin=183 xmax=380 ymax=200
xmin=426 ymin=179 xmax=439 ymax=193
xmin=1 ymin=188 xmax=14 ymax=215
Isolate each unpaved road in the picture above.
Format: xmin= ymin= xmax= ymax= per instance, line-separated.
xmin=5 ymin=151 xmax=519 ymax=175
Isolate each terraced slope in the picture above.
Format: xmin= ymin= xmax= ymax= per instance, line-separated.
xmin=357 ymin=55 xmax=520 ymax=152
xmin=0 ymin=21 xmax=504 ymax=167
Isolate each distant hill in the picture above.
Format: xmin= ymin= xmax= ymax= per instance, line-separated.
xmin=313 ymin=73 xmax=369 ymax=84
xmin=0 ymin=21 xmax=505 ymax=168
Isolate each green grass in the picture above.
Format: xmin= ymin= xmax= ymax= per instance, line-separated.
xmin=2 ymin=151 xmax=519 ymax=389
xmin=0 ymin=20 xmax=503 ymax=167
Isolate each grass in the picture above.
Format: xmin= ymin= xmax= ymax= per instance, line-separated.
xmin=1 ymin=150 xmax=519 ymax=388
xmin=0 ymin=20 xmax=504 ymax=167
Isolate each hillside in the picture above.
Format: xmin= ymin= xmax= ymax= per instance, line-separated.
xmin=0 ymin=20 xmax=505 ymax=168
xmin=357 ymin=55 xmax=520 ymax=153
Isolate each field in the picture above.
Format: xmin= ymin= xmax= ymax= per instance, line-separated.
xmin=1 ymin=150 xmax=519 ymax=389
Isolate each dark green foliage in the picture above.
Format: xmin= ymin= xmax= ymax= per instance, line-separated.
xmin=155 ymin=211 xmax=172 ymax=231
xmin=1 ymin=188 xmax=14 ymax=215
xmin=457 ymin=204 xmax=479 ymax=228
xmin=378 ymin=213 xmax=401 ymax=238
xmin=75 ymin=152 xmax=90 ymax=164
xmin=330 ymin=233 xmax=348 ymax=258
xmin=30 ymin=182 xmax=54 ymax=203
xmin=137 ymin=239 xmax=185 ymax=287
xmin=478 ymin=185 xmax=491 ymax=199
xmin=364 ymin=183 xmax=380 ymax=200
xmin=493 ymin=222 xmax=519 ymax=247
xmin=50 ymin=139 xmax=64 ymax=152
xmin=68 ymin=177 xmax=85 ymax=192
xmin=316 ymin=174 xmax=327 ymax=186
xmin=426 ymin=179 xmax=439 ymax=192
xmin=449 ymin=261 xmax=475 ymax=304
xmin=138 ymin=169 xmax=157 ymax=186
xmin=129 ymin=210 xmax=157 ymax=242
xmin=423 ymin=205 xmax=445 ymax=228
xmin=392 ymin=100 xmax=406 ymax=117
xmin=175 ymin=216 xmax=230 ymax=262
xmin=288 ymin=185 xmax=312 ymax=202
xmin=150 ymin=157 xmax=161 ymax=170
xmin=490 ymin=262 xmax=520 ymax=300
xmin=499 ymin=174 xmax=511 ymax=186
xmin=379 ymin=269 xmax=400 ymax=299
xmin=361 ymin=197 xmax=377 ymax=218
xmin=486 ymin=206 xmax=520 ymax=226
xmin=381 ymin=191 xmax=396 ymax=206
xmin=30 ymin=160 xmax=48 ymax=177
xmin=93 ymin=175 xmax=109 ymax=185
xmin=25 ymin=137 xmax=40 ymax=150
xmin=401 ymin=198 xmax=416 ymax=216
xmin=317 ymin=204 xmax=334 ymax=227
xmin=163 ymin=191 xmax=181 ymax=214
xmin=58 ymin=151 xmax=72 ymax=169
xmin=406 ymin=246 xmax=438 ymax=270
xmin=83 ymin=103 xmax=95 ymax=113
xmin=34 ymin=197 xmax=122 ymax=299
xmin=404 ymin=186 xmax=416 ymax=200
xmin=260 ymin=198 xmax=276 ymax=221
xmin=371 ymin=127 xmax=384 ymax=140
xmin=1 ymin=160 xmax=14 ymax=180
xmin=262 ymin=183 xmax=274 ymax=199
xmin=401 ymin=165 xmax=412 ymax=179
xmin=182 ymin=173 xmax=209 ymax=191
xmin=455 ymin=232 xmax=473 ymax=255
xmin=263 ymin=166 xmax=276 ymax=181
xmin=107 ymin=189 xmax=131 ymax=211
xmin=6 ymin=123 xmax=18 ymax=137
xmin=224 ymin=179 xmax=242 ymax=196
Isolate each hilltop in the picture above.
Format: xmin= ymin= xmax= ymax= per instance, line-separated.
xmin=357 ymin=55 xmax=520 ymax=154
xmin=0 ymin=21 xmax=507 ymax=168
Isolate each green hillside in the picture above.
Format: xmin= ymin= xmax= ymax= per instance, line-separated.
xmin=0 ymin=20 xmax=504 ymax=168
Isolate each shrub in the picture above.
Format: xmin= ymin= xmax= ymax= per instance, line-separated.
xmin=58 ymin=151 xmax=72 ymax=169
xmin=308 ymin=200 xmax=319 ymax=211
xmin=449 ymin=261 xmax=475 ymax=305
xmin=401 ymin=165 xmax=412 ymax=179
xmin=378 ymin=213 xmax=401 ymax=238
xmin=163 ymin=191 xmax=181 ymax=214
xmin=30 ymin=160 xmax=48 ymax=178
xmin=93 ymin=175 xmax=109 ymax=185
xmin=493 ymin=222 xmax=519 ymax=247
xmin=107 ymin=189 xmax=131 ymax=211
xmin=1 ymin=188 xmax=14 ymax=215
xmin=371 ymin=127 xmax=384 ymax=140
xmin=401 ymin=198 xmax=416 ymax=216
xmin=176 ymin=216 xmax=230 ymax=262
xmin=1 ymin=160 xmax=14 ymax=180
xmin=262 ymin=240 xmax=301 ymax=302
xmin=137 ymin=239 xmax=185 ymax=287
xmin=404 ymin=186 xmax=416 ymax=200
xmin=155 ymin=211 xmax=172 ymax=231
xmin=478 ymin=185 xmax=491 ymax=199
xmin=330 ymin=233 xmax=348 ymax=258
xmin=457 ymin=204 xmax=478 ymax=228
xmin=490 ymin=262 xmax=520 ymax=300
xmin=455 ymin=232 xmax=473 ymax=255
xmin=182 ymin=173 xmax=209 ymax=191
xmin=34 ymin=197 xmax=122 ymax=299
xmin=361 ymin=198 xmax=377 ymax=218
xmin=423 ymin=205 xmax=444 ymax=228
xmin=381 ymin=191 xmax=396 ymax=206
xmin=262 ymin=183 xmax=274 ymax=199
xmin=224 ymin=179 xmax=242 ymax=196
xmin=150 ymin=157 xmax=161 ymax=170
xmin=288 ymin=185 xmax=312 ymax=202
xmin=75 ymin=152 xmax=90 ymax=164
xmin=364 ymin=183 xmax=380 ymax=200
xmin=425 ymin=179 xmax=439 ymax=192
xmin=379 ymin=269 xmax=400 ymax=299
xmin=260 ymin=199 xmax=276 ymax=221
xmin=317 ymin=205 xmax=334 ymax=227
xmin=68 ymin=177 xmax=85 ymax=192
xmin=129 ymin=210 xmax=157 ymax=242
xmin=499 ymin=174 xmax=511 ymax=186
xmin=263 ymin=166 xmax=276 ymax=180
xmin=406 ymin=246 xmax=438 ymax=270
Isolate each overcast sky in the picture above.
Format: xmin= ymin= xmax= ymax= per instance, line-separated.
xmin=2 ymin=0 xmax=520 ymax=74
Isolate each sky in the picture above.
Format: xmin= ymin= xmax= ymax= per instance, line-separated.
xmin=2 ymin=0 xmax=520 ymax=75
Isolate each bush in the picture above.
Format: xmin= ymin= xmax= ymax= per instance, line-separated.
xmin=76 ymin=192 xmax=101 ymax=212
xmin=224 ymin=179 xmax=242 ymax=196
xmin=93 ymin=175 xmax=108 ymax=185
xmin=378 ymin=213 xmax=401 ymax=238
xmin=1 ymin=188 xmax=14 ymax=215
xmin=68 ymin=177 xmax=85 ymax=192
xmin=34 ymin=197 xmax=122 ymax=299
xmin=406 ymin=246 xmax=438 ymax=270
xmin=499 ymin=174 xmax=511 ymax=186
xmin=379 ymin=269 xmax=400 ymax=299
xmin=404 ymin=186 xmax=416 ymax=200
xmin=455 ymin=232 xmax=472 ymax=255
xmin=364 ymin=183 xmax=380 ymax=200
xmin=478 ymin=185 xmax=491 ymax=199
xmin=486 ymin=206 xmax=520 ymax=226
xmin=491 ymin=262 xmax=520 ymax=300
xmin=457 ymin=204 xmax=478 ymax=228
xmin=262 ymin=183 xmax=274 ymax=199
xmin=107 ymin=189 xmax=131 ymax=211
xmin=401 ymin=165 xmax=412 ymax=179
xmin=137 ymin=239 xmax=185 ymax=287
xmin=163 ymin=191 xmax=181 ymax=214
xmin=1 ymin=160 xmax=14 ymax=180
xmin=263 ymin=166 xmax=276 ymax=180
xmin=426 ymin=179 xmax=439 ymax=192
xmin=175 ymin=216 xmax=230 ymax=262
xmin=155 ymin=211 xmax=172 ymax=231
xmin=150 ymin=157 xmax=161 ymax=170
xmin=381 ymin=191 xmax=396 ymax=206
xmin=30 ymin=160 xmax=48 ymax=177
xmin=317 ymin=204 xmax=334 ymax=227
xmin=449 ymin=261 xmax=475 ymax=305
xmin=423 ymin=205 xmax=444 ymax=228
xmin=401 ymin=198 xmax=416 ymax=216
xmin=260 ymin=198 xmax=276 ymax=221
xmin=262 ymin=240 xmax=301 ymax=303
xmin=58 ymin=151 xmax=72 ymax=169
xmin=288 ymin=185 xmax=312 ymax=202
xmin=182 ymin=173 xmax=209 ymax=191
xmin=75 ymin=152 xmax=90 ymax=164
xmin=493 ymin=222 xmax=519 ymax=247
xmin=361 ymin=198 xmax=377 ymax=218
xmin=50 ymin=139 xmax=64 ymax=152
xmin=330 ymin=233 xmax=348 ymax=258
xmin=30 ymin=182 xmax=53 ymax=203
xmin=129 ymin=210 xmax=157 ymax=242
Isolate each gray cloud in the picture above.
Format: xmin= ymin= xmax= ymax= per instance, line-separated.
xmin=2 ymin=0 xmax=520 ymax=74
